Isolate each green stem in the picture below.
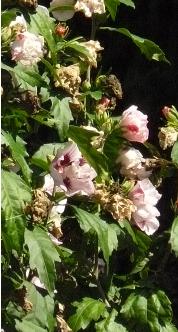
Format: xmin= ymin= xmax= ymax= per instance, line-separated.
xmin=93 ymin=236 xmax=111 ymax=308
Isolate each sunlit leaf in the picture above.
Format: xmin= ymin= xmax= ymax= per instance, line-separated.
xmin=171 ymin=141 xmax=178 ymax=165
xmin=2 ymin=131 xmax=32 ymax=183
xmin=50 ymin=97 xmax=73 ymax=141
xmin=21 ymin=281 xmax=55 ymax=331
xmin=73 ymin=206 xmax=118 ymax=266
xmin=101 ymin=27 xmax=170 ymax=63
xmin=121 ymin=290 xmax=172 ymax=332
xmin=68 ymin=297 xmax=105 ymax=332
xmin=15 ymin=320 xmax=47 ymax=332
xmin=1 ymin=171 xmax=31 ymax=253
xmin=170 ymin=216 xmax=178 ymax=257
xmin=31 ymin=142 xmax=67 ymax=170
xmin=29 ymin=6 xmax=57 ymax=64
xmin=96 ymin=309 xmax=128 ymax=332
xmin=25 ymin=227 xmax=61 ymax=294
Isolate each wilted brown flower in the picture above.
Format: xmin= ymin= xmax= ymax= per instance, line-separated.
xmin=94 ymin=183 xmax=136 ymax=221
xmin=56 ymin=316 xmax=72 ymax=332
xmin=26 ymin=189 xmax=52 ymax=224
xmin=55 ymin=64 xmax=81 ymax=96
xmin=158 ymin=126 xmax=178 ymax=150
xmin=56 ymin=303 xmax=72 ymax=332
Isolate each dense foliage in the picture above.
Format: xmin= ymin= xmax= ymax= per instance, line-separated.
xmin=1 ymin=1 xmax=178 ymax=331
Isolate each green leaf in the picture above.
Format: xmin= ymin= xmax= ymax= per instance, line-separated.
xmin=119 ymin=0 xmax=135 ymax=8
xmin=170 ymin=216 xmax=178 ymax=257
xmin=83 ymin=90 xmax=102 ymax=100
xmin=2 ymin=62 xmax=47 ymax=90
xmin=121 ymin=290 xmax=172 ymax=332
xmin=66 ymin=40 xmax=91 ymax=58
xmin=161 ymin=323 xmax=178 ymax=332
xmin=15 ymin=319 xmax=47 ymax=332
xmin=68 ymin=126 xmax=108 ymax=179
xmin=105 ymin=0 xmax=119 ymax=20
xmin=73 ymin=206 xmax=118 ymax=267
xmin=25 ymin=227 xmax=61 ymax=294
xmin=31 ymin=142 xmax=67 ymax=170
xmin=50 ymin=97 xmax=73 ymax=141
xmin=103 ymin=128 xmax=125 ymax=168
xmin=2 ymin=131 xmax=32 ymax=183
xmin=171 ymin=141 xmax=178 ymax=165
xmin=101 ymin=27 xmax=170 ymax=63
xmin=1 ymin=9 xmax=17 ymax=26
xmin=22 ymin=281 xmax=55 ymax=331
xmin=68 ymin=297 xmax=105 ymax=332
xmin=96 ymin=309 xmax=128 ymax=332
xmin=1 ymin=171 xmax=31 ymax=253
xmin=29 ymin=6 xmax=57 ymax=64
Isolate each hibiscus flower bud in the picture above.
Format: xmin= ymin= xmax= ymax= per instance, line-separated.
xmin=11 ymin=31 xmax=44 ymax=66
xmin=55 ymin=23 xmax=69 ymax=37
xmin=161 ymin=105 xmax=178 ymax=125
xmin=158 ymin=126 xmax=178 ymax=150
xmin=120 ymin=105 xmax=149 ymax=143
xmin=99 ymin=97 xmax=110 ymax=107
xmin=129 ymin=179 xmax=161 ymax=235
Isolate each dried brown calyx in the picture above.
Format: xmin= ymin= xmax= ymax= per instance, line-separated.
xmin=94 ymin=183 xmax=136 ymax=221
xmin=56 ymin=303 xmax=72 ymax=332
xmin=97 ymin=74 xmax=123 ymax=100
xmin=54 ymin=64 xmax=81 ymax=96
xmin=26 ymin=189 xmax=52 ymax=224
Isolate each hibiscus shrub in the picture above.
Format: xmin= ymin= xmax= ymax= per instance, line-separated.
xmin=1 ymin=1 xmax=178 ymax=332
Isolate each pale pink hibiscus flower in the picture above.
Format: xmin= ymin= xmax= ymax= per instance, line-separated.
xmin=129 ymin=179 xmax=161 ymax=235
xmin=120 ymin=105 xmax=149 ymax=143
xmin=50 ymin=142 xmax=97 ymax=196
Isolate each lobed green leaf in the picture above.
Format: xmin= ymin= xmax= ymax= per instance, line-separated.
xmin=25 ymin=227 xmax=61 ymax=294
xmin=101 ymin=27 xmax=170 ymax=63
xmin=1 ymin=171 xmax=31 ymax=253
xmin=73 ymin=206 xmax=118 ymax=267
xmin=68 ymin=297 xmax=105 ymax=332
xmin=2 ymin=131 xmax=32 ymax=183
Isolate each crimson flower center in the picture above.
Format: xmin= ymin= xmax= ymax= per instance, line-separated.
xmin=127 ymin=124 xmax=139 ymax=133
xmin=63 ymin=176 xmax=71 ymax=189
xmin=60 ymin=154 xmax=71 ymax=167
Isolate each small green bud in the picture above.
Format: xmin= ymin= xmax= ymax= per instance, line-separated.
xmin=82 ymin=80 xmax=91 ymax=92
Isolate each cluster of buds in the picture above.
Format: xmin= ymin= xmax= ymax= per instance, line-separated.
xmin=96 ymin=96 xmax=111 ymax=114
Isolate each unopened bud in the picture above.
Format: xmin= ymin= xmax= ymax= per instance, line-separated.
xmin=161 ymin=106 xmax=171 ymax=119
xmin=161 ymin=105 xmax=178 ymax=125
xmin=82 ymin=80 xmax=91 ymax=91
xmin=55 ymin=24 xmax=68 ymax=38
xmin=99 ymin=96 xmax=110 ymax=107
